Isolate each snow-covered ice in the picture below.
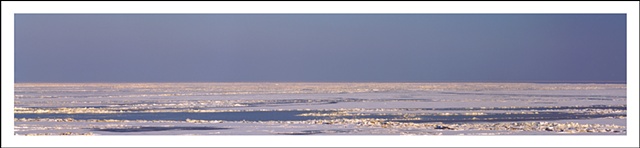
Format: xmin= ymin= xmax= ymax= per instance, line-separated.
xmin=14 ymin=83 xmax=626 ymax=135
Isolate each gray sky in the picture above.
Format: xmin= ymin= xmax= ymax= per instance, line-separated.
xmin=15 ymin=14 xmax=626 ymax=83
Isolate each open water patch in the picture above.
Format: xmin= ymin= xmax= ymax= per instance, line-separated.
xmin=15 ymin=111 xmax=317 ymax=121
xmin=91 ymin=126 xmax=230 ymax=132
xmin=15 ymin=110 xmax=625 ymax=124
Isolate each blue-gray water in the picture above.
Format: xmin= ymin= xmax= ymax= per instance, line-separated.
xmin=15 ymin=109 xmax=625 ymax=123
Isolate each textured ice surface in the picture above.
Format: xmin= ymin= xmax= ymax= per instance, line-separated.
xmin=14 ymin=83 xmax=626 ymax=135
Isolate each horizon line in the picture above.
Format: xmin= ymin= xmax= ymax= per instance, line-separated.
xmin=13 ymin=80 xmax=627 ymax=84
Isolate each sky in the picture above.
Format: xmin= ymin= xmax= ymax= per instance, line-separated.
xmin=14 ymin=14 xmax=626 ymax=83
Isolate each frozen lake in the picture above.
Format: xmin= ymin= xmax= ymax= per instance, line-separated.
xmin=14 ymin=83 xmax=627 ymax=135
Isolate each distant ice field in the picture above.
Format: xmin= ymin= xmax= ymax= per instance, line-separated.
xmin=14 ymin=83 xmax=626 ymax=135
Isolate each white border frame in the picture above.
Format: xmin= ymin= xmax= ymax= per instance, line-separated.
xmin=2 ymin=1 xmax=639 ymax=147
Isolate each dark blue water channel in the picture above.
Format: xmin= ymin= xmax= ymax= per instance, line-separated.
xmin=14 ymin=111 xmax=625 ymax=123
xmin=16 ymin=111 xmax=313 ymax=121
